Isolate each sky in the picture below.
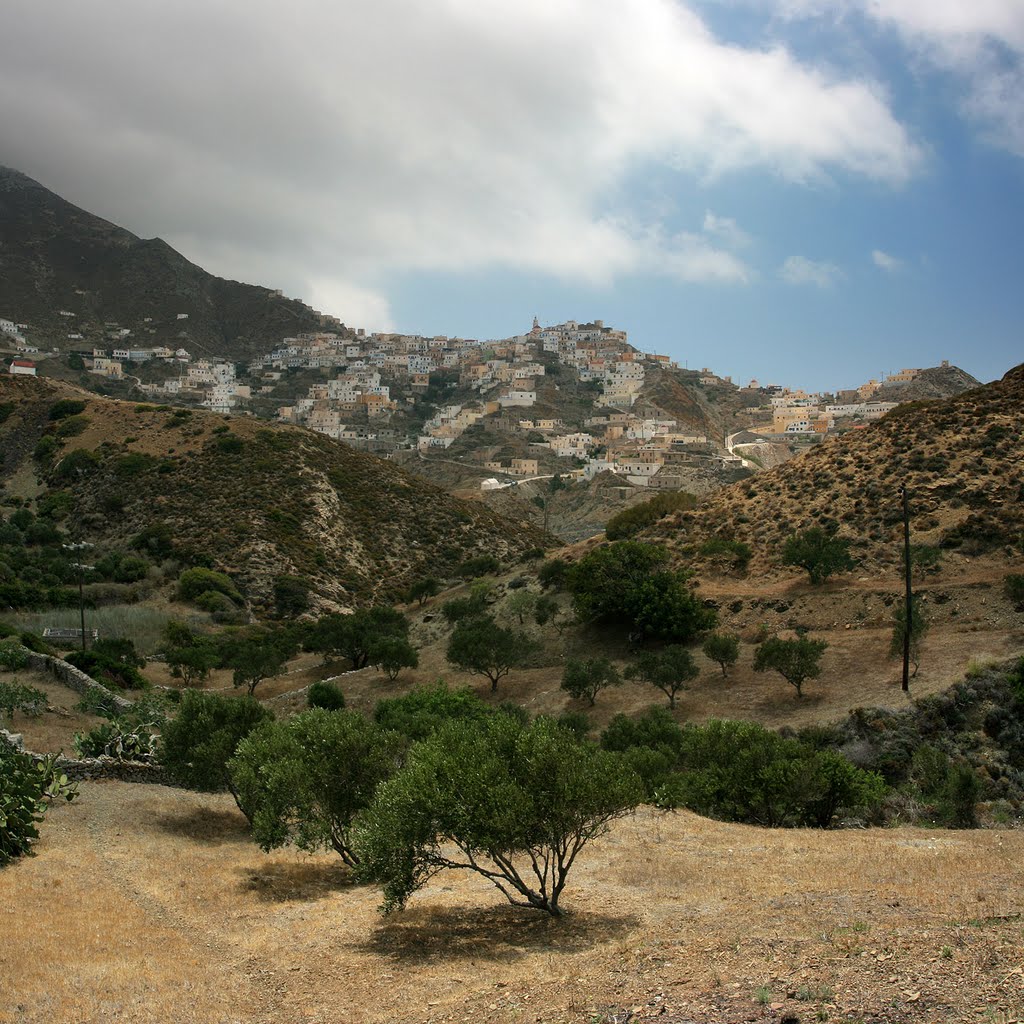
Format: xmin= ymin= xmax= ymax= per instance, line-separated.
xmin=1 ymin=0 xmax=1021 ymax=391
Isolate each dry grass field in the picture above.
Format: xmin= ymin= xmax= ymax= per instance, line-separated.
xmin=2 ymin=783 xmax=1023 ymax=1024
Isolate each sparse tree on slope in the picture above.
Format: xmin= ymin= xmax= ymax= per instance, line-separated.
xmin=561 ymin=657 xmax=622 ymax=706
xmin=353 ymin=715 xmax=642 ymax=916
xmin=782 ymin=528 xmax=855 ymax=585
xmin=625 ymin=647 xmax=699 ymax=709
xmin=753 ymin=636 xmax=827 ymax=699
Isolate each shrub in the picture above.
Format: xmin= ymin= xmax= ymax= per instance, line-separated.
xmin=0 ymin=681 xmax=48 ymax=722
xmin=32 ymin=435 xmax=58 ymax=463
xmin=353 ymin=715 xmax=643 ymax=915
xmin=307 ymin=680 xmax=346 ymax=711
xmin=605 ymin=492 xmax=697 ymax=540
xmin=48 ymin=399 xmax=87 ymax=421
xmin=537 ymin=558 xmax=568 ymax=590
xmin=159 ymin=690 xmax=272 ymax=818
xmin=455 ymin=554 xmax=500 ymax=578
xmin=53 ymin=448 xmax=100 ymax=481
xmin=698 ymin=538 xmax=753 ymax=571
xmin=55 ymin=415 xmax=90 ymax=438
xmin=0 ymin=746 xmax=77 ymax=865
xmin=228 ymin=709 xmax=405 ymax=866
xmin=0 ymin=640 xmax=29 ymax=671
xmin=177 ymin=567 xmax=242 ymax=605
xmin=65 ymin=641 xmax=147 ymax=690
xmin=373 ymin=681 xmax=490 ymax=741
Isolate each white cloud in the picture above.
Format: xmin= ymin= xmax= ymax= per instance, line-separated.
xmin=778 ymin=0 xmax=1024 ymax=156
xmin=779 ymin=255 xmax=844 ymax=287
xmin=703 ymin=211 xmax=753 ymax=248
xmin=871 ymin=248 xmax=903 ymax=272
xmin=0 ymin=0 xmax=922 ymax=323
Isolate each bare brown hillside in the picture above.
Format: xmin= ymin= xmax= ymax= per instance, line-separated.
xmin=642 ymin=363 xmax=1024 ymax=581
xmin=0 ymin=375 xmax=551 ymax=609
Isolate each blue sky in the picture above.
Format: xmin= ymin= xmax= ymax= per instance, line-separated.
xmin=2 ymin=0 xmax=1021 ymax=391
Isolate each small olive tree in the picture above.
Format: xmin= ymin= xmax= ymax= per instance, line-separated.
xmin=889 ymin=603 xmax=928 ymax=678
xmin=353 ymin=715 xmax=642 ymax=916
xmin=561 ymin=657 xmax=622 ymax=706
xmin=702 ymin=633 xmax=740 ymax=676
xmin=753 ymin=636 xmax=827 ymax=698
xmin=625 ymin=646 xmax=699 ymax=709
xmin=446 ymin=615 xmax=533 ymax=692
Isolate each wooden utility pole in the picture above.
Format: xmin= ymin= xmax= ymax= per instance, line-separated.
xmin=900 ymin=481 xmax=912 ymax=693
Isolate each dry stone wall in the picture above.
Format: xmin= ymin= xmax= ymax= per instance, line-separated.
xmin=24 ymin=650 xmax=134 ymax=713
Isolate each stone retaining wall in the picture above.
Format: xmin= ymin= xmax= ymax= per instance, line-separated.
xmin=24 ymin=650 xmax=134 ymax=714
xmin=1 ymin=726 xmax=176 ymax=785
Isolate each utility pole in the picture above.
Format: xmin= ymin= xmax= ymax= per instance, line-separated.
xmin=63 ymin=541 xmax=93 ymax=652
xmin=900 ymin=481 xmax=912 ymax=693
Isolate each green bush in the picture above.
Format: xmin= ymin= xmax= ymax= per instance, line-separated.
xmin=177 ymin=567 xmax=243 ymax=605
xmin=53 ymin=448 xmax=100 ymax=481
xmin=0 ymin=640 xmax=29 ymax=671
xmin=48 ymin=399 xmax=87 ymax=421
xmin=273 ymin=574 xmax=310 ymax=618
xmin=307 ymin=680 xmax=346 ymax=711
xmin=605 ymin=492 xmax=697 ymax=540
xmin=228 ymin=709 xmax=405 ymax=866
xmin=455 ymin=554 xmax=501 ymax=578
xmin=65 ymin=639 xmax=147 ymax=690
xmin=159 ymin=690 xmax=272 ymax=818
xmin=373 ymin=681 xmax=490 ymax=741
xmin=0 ymin=746 xmax=78 ymax=865
xmin=55 ymin=415 xmax=90 ymax=438
xmin=698 ymin=538 xmax=753 ymax=570
xmin=0 ymin=681 xmax=48 ymax=722
xmin=1004 ymin=574 xmax=1024 ymax=610
xmin=33 ymin=436 xmax=59 ymax=464
xmin=537 ymin=558 xmax=568 ymax=590
xmin=353 ymin=715 xmax=642 ymax=915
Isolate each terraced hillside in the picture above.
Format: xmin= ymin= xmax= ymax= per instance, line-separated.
xmin=0 ymin=375 xmax=549 ymax=609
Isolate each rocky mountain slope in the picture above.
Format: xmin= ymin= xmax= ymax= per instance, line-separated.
xmin=0 ymin=375 xmax=549 ymax=608
xmin=642 ymin=363 xmax=1024 ymax=578
xmin=0 ymin=167 xmax=342 ymax=361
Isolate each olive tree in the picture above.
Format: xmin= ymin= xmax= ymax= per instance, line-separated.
xmin=702 ymin=633 xmax=740 ymax=676
xmin=753 ymin=636 xmax=827 ymax=698
xmin=625 ymin=646 xmax=699 ymax=709
xmin=446 ymin=614 xmax=533 ymax=691
xmin=781 ymin=528 xmax=854 ymax=585
xmin=228 ymin=709 xmax=405 ymax=867
xmin=353 ymin=715 xmax=642 ymax=916
xmin=159 ymin=690 xmax=272 ymax=819
xmin=561 ymin=657 xmax=621 ymax=706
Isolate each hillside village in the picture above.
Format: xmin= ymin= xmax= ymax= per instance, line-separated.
xmin=2 ymin=311 xmax=968 ymax=498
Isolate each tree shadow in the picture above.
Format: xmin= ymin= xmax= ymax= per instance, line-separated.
xmin=239 ymin=860 xmax=357 ymax=903
xmin=357 ymin=902 xmax=639 ymax=965
xmin=754 ymin=688 xmax=827 ymax=716
xmin=154 ymin=805 xmax=250 ymax=845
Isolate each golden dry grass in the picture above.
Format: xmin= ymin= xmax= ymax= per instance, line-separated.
xmin=2 ymin=783 xmax=1023 ymax=1024
xmin=1 ymin=673 xmax=104 ymax=754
